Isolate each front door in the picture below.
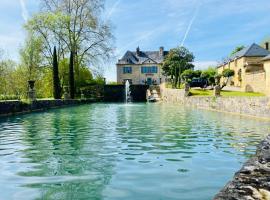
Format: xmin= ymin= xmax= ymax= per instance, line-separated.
xmin=147 ymin=78 xmax=152 ymax=85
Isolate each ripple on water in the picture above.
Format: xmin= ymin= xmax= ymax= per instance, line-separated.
xmin=0 ymin=103 xmax=269 ymax=200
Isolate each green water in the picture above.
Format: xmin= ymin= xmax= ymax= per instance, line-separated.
xmin=0 ymin=103 xmax=269 ymax=200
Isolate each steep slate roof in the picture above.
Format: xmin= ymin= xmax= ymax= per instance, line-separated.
xmin=229 ymin=43 xmax=270 ymax=60
xmin=117 ymin=49 xmax=169 ymax=65
xmin=217 ymin=43 xmax=270 ymax=68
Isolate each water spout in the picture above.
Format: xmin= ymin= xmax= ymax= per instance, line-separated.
xmin=125 ymin=80 xmax=131 ymax=103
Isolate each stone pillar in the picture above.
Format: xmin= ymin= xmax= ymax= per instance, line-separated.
xmin=184 ymin=83 xmax=190 ymax=97
xmin=63 ymin=86 xmax=70 ymax=100
xmin=214 ymin=85 xmax=221 ymax=97
xmin=27 ymin=80 xmax=36 ymax=101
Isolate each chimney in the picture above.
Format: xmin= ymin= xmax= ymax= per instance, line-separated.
xmin=159 ymin=46 xmax=164 ymax=56
xmin=265 ymin=42 xmax=269 ymax=50
xmin=136 ymin=46 xmax=140 ymax=56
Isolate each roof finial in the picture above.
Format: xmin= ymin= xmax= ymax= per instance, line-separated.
xmin=136 ymin=46 xmax=140 ymax=56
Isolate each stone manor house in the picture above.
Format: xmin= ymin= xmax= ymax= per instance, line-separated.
xmin=116 ymin=47 xmax=168 ymax=85
xmin=217 ymin=42 xmax=270 ymax=95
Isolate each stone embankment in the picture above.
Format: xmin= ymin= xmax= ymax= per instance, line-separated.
xmin=214 ymin=135 xmax=270 ymax=200
xmin=161 ymin=88 xmax=270 ymax=119
xmin=0 ymin=99 xmax=94 ymax=117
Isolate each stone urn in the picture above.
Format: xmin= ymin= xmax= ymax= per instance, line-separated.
xmin=63 ymin=86 xmax=70 ymax=100
xmin=28 ymin=80 xmax=35 ymax=90
xmin=27 ymin=80 xmax=36 ymax=101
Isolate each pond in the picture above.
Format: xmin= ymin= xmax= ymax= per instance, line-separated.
xmin=0 ymin=103 xmax=269 ymax=200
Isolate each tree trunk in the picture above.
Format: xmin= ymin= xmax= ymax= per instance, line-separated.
xmin=52 ymin=46 xmax=61 ymax=99
xmin=69 ymin=51 xmax=75 ymax=99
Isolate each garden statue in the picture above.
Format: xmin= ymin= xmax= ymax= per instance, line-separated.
xmin=27 ymin=80 xmax=36 ymax=101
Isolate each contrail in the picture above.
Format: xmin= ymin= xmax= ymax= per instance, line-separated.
xmin=19 ymin=0 xmax=29 ymax=22
xmin=106 ymin=0 xmax=122 ymax=20
xmin=181 ymin=1 xmax=201 ymax=47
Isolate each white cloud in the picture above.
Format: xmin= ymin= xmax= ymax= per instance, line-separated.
xmin=19 ymin=0 xmax=29 ymax=22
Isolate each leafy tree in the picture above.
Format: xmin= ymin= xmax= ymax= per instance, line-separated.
xmin=181 ymin=69 xmax=201 ymax=83
xmin=230 ymin=45 xmax=245 ymax=56
xmin=221 ymin=69 xmax=235 ymax=89
xmin=201 ymin=67 xmax=217 ymax=86
xmin=53 ymin=46 xmax=61 ymax=99
xmin=162 ymin=46 xmax=194 ymax=88
xmin=19 ymin=31 xmax=43 ymax=81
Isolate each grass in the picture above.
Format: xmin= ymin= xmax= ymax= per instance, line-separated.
xmin=190 ymin=89 xmax=265 ymax=97
xmin=166 ymin=82 xmax=184 ymax=89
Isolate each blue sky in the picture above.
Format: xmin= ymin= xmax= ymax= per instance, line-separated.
xmin=1 ymin=0 xmax=270 ymax=82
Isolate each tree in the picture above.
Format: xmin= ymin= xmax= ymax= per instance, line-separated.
xmin=221 ymin=69 xmax=235 ymax=89
xmin=27 ymin=0 xmax=113 ymax=73
xmin=230 ymin=45 xmax=245 ymax=56
xmin=201 ymin=67 xmax=217 ymax=86
xmin=69 ymin=51 xmax=75 ymax=99
xmin=53 ymin=46 xmax=61 ymax=99
xmin=162 ymin=46 xmax=194 ymax=88
xmin=19 ymin=31 xmax=43 ymax=81
xmin=181 ymin=69 xmax=201 ymax=83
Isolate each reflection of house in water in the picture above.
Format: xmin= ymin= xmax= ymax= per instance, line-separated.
xmin=217 ymin=43 xmax=270 ymax=95
xmin=116 ymin=47 xmax=168 ymax=85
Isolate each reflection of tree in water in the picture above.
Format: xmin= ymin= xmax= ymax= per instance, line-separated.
xmin=18 ymin=105 xmax=117 ymax=200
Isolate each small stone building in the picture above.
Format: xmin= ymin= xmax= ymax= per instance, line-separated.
xmin=217 ymin=43 xmax=270 ymax=95
xmin=116 ymin=47 xmax=168 ymax=85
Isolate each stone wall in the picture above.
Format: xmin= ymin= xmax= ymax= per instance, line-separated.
xmin=244 ymin=71 xmax=266 ymax=93
xmin=161 ymin=88 xmax=270 ymax=119
xmin=214 ymin=135 xmax=270 ymax=200
xmin=0 ymin=99 xmax=94 ymax=117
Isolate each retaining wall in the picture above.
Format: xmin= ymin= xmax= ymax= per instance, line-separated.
xmin=0 ymin=99 xmax=94 ymax=117
xmin=161 ymin=88 xmax=270 ymax=119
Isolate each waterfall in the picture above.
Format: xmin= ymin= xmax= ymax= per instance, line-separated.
xmin=125 ymin=80 xmax=131 ymax=103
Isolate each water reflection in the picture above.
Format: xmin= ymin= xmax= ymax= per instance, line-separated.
xmin=0 ymin=103 xmax=269 ymax=200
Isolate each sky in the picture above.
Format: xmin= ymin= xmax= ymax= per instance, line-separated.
xmin=1 ymin=0 xmax=270 ymax=82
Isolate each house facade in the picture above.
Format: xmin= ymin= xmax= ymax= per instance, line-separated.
xmin=116 ymin=47 xmax=168 ymax=85
xmin=217 ymin=43 xmax=270 ymax=95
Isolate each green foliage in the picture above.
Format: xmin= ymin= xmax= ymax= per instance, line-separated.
xmin=190 ymin=89 xmax=264 ymax=97
xmin=0 ymin=95 xmax=20 ymax=101
xmin=181 ymin=69 xmax=201 ymax=83
xmin=19 ymin=31 xmax=43 ymax=80
xmin=222 ymin=69 xmax=235 ymax=78
xmin=200 ymin=67 xmax=217 ymax=85
xmin=230 ymin=45 xmax=245 ymax=56
xmin=162 ymin=46 xmax=195 ymax=88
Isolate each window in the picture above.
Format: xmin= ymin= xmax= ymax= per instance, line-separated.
xmin=123 ymin=67 xmax=132 ymax=74
xmin=141 ymin=66 xmax=158 ymax=74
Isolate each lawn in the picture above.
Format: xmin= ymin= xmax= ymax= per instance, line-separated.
xmin=190 ymin=89 xmax=265 ymax=97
